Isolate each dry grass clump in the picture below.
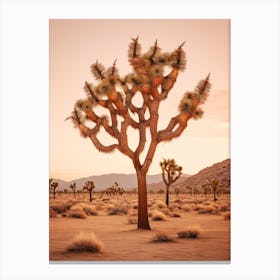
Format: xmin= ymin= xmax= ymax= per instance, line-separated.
xmin=170 ymin=211 xmax=181 ymax=218
xmin=180 ymin=204 xmax=192 ymax=212
xmin=151 ymin=210 xmax=167 ymax=221
xmin=67 ymin=232 xmax=103 ymax=253
xmin=70 ymin=205 xmax=84 ymax=212
xmin=220 ymin=204 xmax=230 ymax=212
xmin=50 ymin=202 xmax=73 ymax=214
xmin=152 ymin=232 xmax=174 ymax=242
xmin=49 ymin=208 xmax=57 ymax=218
xmin=177 ymin=225 xmax=201 ymax=238
xmin=155 ymin=201 xmax=167 ymax=209
xmin=108 ymin=206 xmax=128 ymax=215
xmin=223 ymin=211 xmax=231 ymax=220
xmin=173 ymin=198 xmax=184 ymax=204
xmin=68 ymin=210 xmax=87 ymax=219
xmin=197 ymin=205 xmax=219 ymax=215
xmin=127 ymin=216 xmax=138 ymax=224
xmin=83 ymin=205 xmax=98 ymax=216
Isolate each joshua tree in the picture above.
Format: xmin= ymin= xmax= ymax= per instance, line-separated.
xmin=69 ymin=182 xmax=76 ymax=198
xmin=174 ymin=187 xmax=180 ymax=196
xmin=160 ymin=158 xmax=182 ymax=206
xmin=67 ymin=37 xmax=211 ymax=229
xmin=50 ymin=181 xmax=59 ymax=199
xmin=201 ymin=183 xmax=211 ymax=198
xmin=63 ymin=188 xmax=68 ymax=194
xmin=210 ymin=179 xmax=219 ymax=202
xmin=83 ymin=181 xmax=95 ymax=202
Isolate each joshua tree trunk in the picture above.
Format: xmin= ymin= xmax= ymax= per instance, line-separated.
xmin=165 ymin=185 xmax=170 ymax=206
xmin=53 ymin=191 xmax=55 ymax=199
xmin=136 ymin=169 xmax=150 ymax=230
xmin=90 ymin=192 xmax=93 ymax=202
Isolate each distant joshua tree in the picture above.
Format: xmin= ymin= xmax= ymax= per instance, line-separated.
xmin=50 ymin=181 xmax=59 ymax=199
xmin=201 ymin=183 xmax=211 ymax=198
xmin=63 ymin=188 xmax=68 ymax=194
xmin=106 ymin=182 xmax=125 ymax=196
xmin=67 ymin=37 xmax=211 ymax=229
xmin=69 ymin=182 xmax=76 ymax=198
xmin=83 ymin=181 xmax=95 ymax=202
xmin=160 ymin=158 xmax=182 ymax=206
xmin=210 ymin=179 xmax=219 ymax=202
xmin=174 ymin=187 xmax=180 ymax=196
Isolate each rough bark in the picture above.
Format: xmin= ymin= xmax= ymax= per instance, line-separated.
xmin=136 ymin=169 xmax=150 ymax=230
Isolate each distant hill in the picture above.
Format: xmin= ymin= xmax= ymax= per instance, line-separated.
xmin=174 ymin=159 xmax=230 ymax=191
xmin=51 ymin=159 xmax=230 ymax=192
xmin=52 ymin=173 xmax=189 ymax=191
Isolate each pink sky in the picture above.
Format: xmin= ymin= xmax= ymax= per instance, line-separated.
xmin=50 ymin=19 xmax=230 ymax=181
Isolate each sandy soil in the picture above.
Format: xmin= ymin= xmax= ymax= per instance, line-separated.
xmin=49 ymin=193 xmax=230 ymax=261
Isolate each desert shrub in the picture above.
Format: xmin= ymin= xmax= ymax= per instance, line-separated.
xmin=67 ymin=232 xmax=103 ymax=252
xmin=170 ymin=211 xmax=181 ymax=217
xmin=197 ymin=205 xmax=219 ymax=214
xmin=83 ymin=205 xmax=98 ymax=216
xmin=203 ymin=201 xmax=211 ymax=206
xmin=50 ymin=202 xmax=73 ymax=214
xmin=223 ymin=211 xmax=231 ymax=220
xmin=151 ymin=210 xmax=167 ymax=221
xmin=155 ymin=201 xmax=167 ymax=209
xmin=108 ymin=207 xmax=128 ymax=215
xmin=68 ymin=210 xmax=87 ymax=219
xmin=161 ymin=207 xmax=171 ymax=215
xmin=70 ymin=205 xmax=84 ymax=212
xmin=177 ymin=225 xmax=201 ymax=238
xmin=49 ymin=208 xmax=57 ymax=218
xmin=132 ymin=203 xmax=138 ymax=209
xmin=168 ymin=203 xmax=180 ymax=211
xmin=180 ymin=204 xmax=192 ymax=212
xmin=173 ymin=198 xmax=184 ymax=204
xmin=220 ymin=204 xmax=230 ymax=212
xmin=152 ymin=232 xmax=174 ymax=242
xmin=127 ymin=216 xmax=138 ymax=224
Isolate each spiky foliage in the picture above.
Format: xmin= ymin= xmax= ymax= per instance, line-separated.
xmin=83 ymin=181 xmax=95 ymax=202
xmin=50 ymin=181 xmax=59 ymax=199
xmin=67 ymin=38 xmax=211 ymax=229
xmin=105 ymin=182 xmax=125 ymax=196
xmin=69 ymin=182 xmax=76 ymax=198
xmin=160 ymin=158 xmax=182 ymax=206
xmin=201 ymin=183 xmax=211 ymax=198
xmin=210 ymin=179 xmax=220 ymax=202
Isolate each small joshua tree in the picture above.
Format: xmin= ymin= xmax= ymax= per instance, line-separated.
xmin=160 ymin=158 xmax=182 ymax=206
xmin=174 ymin=187 xmax=180 ymax=196
xmin=83 ymin=181 xmax=95 ymax=202
xmin=69 ymin=182 xmax=76 ymax=198
xmin=67 ymin=37 xmax=211 ymax=229
xmin=63 ymin=188 xmax=68 ymax=194
xmin=50 ymin=181 xmax=59 ymax=199
xmin=210 ymin=179 xmax=219 ymax=202
xmin=201 ymin=183 xmax=211 ymax=198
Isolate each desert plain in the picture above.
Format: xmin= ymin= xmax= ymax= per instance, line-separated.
xmin=49 ymin=192 xmax=230 ymax=261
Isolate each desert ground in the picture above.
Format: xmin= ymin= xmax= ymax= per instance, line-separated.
xmin=49 ymin=192 xmax=230 ymax=261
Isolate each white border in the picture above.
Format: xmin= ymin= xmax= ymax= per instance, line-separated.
xmin=0 ymin=0 xmax=279 ymax=279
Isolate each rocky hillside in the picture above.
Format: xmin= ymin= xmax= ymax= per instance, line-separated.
xmin=174 ymin=159 xmax=230 ymax=191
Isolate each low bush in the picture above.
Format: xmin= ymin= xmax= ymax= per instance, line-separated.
xmin=151 ymin=210 xmax=167 ymax=221
xmin=152 ymin=232 xmax=174 ymax=242
xmin=177 ymin=225 xmax=201 ymax=238
xmin=67 ymin=232 xmax=103 ymax=252
xmin=68 ymin=210 xmax=87 ymax=219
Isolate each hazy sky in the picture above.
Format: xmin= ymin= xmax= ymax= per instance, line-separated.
xmin=50 ymin=19 xmax=230 ymax=181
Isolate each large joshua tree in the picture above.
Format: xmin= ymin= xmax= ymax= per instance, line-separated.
xmin=160 ymin=158 xmax=182 ymax=206
xmin=67 ymin=37 xmax=211 ymax=229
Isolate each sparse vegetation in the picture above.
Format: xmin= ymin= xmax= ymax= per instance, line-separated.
xmin=152 ymin=232 xmax=174 ymax=242
xmin=67 ymin=232 xmax=103 ymax=252
xmin=151 ymin=210 xmax=167 ymax=221
xmin=69 ymin=182 xmax=76 ymax=198
xmin=177 ymin=225 xmax=201 ymax=238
